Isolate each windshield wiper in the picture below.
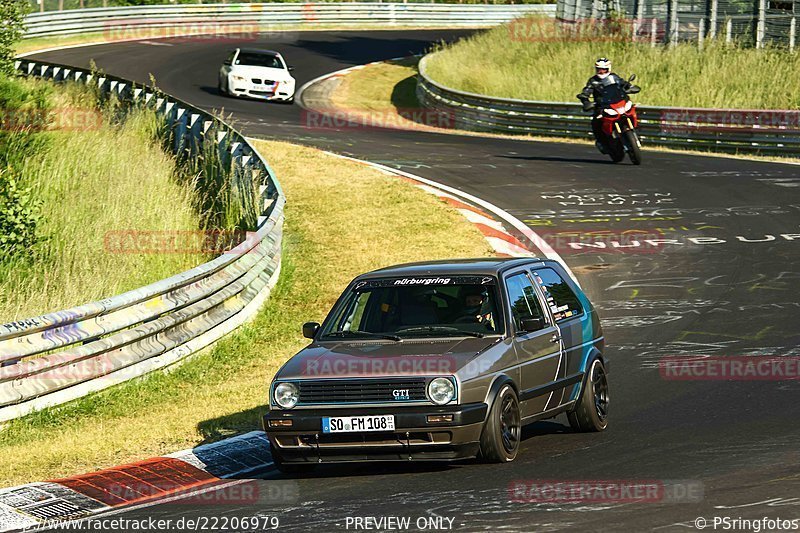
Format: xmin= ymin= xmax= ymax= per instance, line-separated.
xmin=395 ymin=326 xmax=485 ymax=338
xmin=325 ymin=330 xmax=402 ymax=342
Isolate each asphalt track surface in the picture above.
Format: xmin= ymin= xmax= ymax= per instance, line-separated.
xmin=31 ymin=31 xmax=800 ymax=532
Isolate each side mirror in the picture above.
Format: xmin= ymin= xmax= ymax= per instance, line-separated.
xmin=629 ymin=73 xmax=636 ymax=81
xmin=302 ymin=321 xmax=320 ymax=339
xmin=223 ymin=60 xmax=232 ymax=66
xmin=287 ymin=66 xmax=295 ymax=72
xmin=518 ymin=318 xmax=544 ymax=334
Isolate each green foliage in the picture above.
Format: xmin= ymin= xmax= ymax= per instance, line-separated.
xmin=425 ymin=16 xmax=800 ymax=110
xmin=0 ymin=0 xmax=29 ymax=76
xmin=0 ymin=170 xmax=43 ymax=258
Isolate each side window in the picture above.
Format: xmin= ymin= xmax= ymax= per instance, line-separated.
xmin=531 ymin=268 xmax=583 ymax=322
xmin=505 ymin=273 xmax=545 ymax=330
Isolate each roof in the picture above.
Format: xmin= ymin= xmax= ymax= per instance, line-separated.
xmin=356 ymin=257 xmax=546 ymax=280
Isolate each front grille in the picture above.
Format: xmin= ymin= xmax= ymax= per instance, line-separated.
xmin=296 ymin=378 xmax=427 ymax=405
xmin=251 ymin=78 xmax=275 ymax=85
xmin=251 ymin=78 xmax=262 ymax=84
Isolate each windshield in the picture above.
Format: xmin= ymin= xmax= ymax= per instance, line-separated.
xmin=598 ymin=82 xmax=628 ymax=106
xmin=320 ymin=276 xmax=504 ymax=339
xmin=235 ymin=52 xmax=284 ymax=69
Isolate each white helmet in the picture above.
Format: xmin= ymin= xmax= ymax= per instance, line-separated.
xmin=595 ymin=57 xmax=611 ymax=79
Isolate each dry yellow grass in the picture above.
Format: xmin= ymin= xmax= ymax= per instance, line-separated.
xmin=0 ymin=139 xmax=492 ymax=486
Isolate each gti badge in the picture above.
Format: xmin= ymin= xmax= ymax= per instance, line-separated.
xmin=392 ymin=389 xmax=410 ymax=400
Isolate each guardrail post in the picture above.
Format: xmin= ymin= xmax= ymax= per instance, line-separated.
xmin=726 ymin=18 xmax=733 ymax=44
xmin=188 ymin=114 xmax=203 ymax=158
xmin=651 ymin=17 xmax=658 ymax=46
xmin=173 ymin=107 xmax=189 ymax=158
xmin=756 ymin=0 xmax=766 ymax=48
xmin=709 ymin=0 xmax=718 ymax=38
xmin=668 ymin=0 xmax=679 ymax=46
xmin=790 ymin=17 xmax=796 ymax=52
xmin=698 ymin=18 xmax=706 ymax=50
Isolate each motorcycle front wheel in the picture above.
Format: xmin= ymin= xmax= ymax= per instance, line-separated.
xmin=608 ymin=140 xmax=625 ymax=162
xmin=624 ymin=129 xmax=642 ymax=165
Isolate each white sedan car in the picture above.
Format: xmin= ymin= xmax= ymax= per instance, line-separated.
xmin=218 ymin=48 xmax=296 ymax=103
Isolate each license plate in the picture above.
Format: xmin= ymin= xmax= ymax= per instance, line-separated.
xmin=322 ymin=415 xmax=395 ymax=434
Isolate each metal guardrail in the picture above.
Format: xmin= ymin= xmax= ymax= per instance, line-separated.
xmin=417 ymin=53 xmax=800 ymax=155
xmin=0 ymin=59 xmax=284 ymax=422
xmin=23 ymin=3 xmax=557 ymax=38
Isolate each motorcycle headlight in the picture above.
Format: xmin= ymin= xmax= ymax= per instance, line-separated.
xmin=274 ymin=382 xmax=299 ymax=409
xmin=624 ymin=101 xmax=633 ymax=112
xmin=427 ymin=377 xmax=455 ymax=405
xmin=604 ymin=108 xmax=618 ymax=116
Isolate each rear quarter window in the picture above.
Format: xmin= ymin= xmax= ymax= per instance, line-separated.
xmin=530 ymin=268 xmax=583 ymax=322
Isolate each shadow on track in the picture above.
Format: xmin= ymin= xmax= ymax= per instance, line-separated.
xmin=496 ymin=153 xmax=619 ymax=165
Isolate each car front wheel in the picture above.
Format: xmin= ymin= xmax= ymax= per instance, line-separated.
xmin=479 ymin=384 xmax=521 ymax=462
xmin=567 ymin=358 xmax=609 ymax=432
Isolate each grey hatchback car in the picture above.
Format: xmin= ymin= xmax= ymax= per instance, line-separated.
xmin=263 ymin=258 xmax=607 ymax=471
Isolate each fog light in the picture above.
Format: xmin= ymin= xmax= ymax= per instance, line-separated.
xmin=269 ymin=419 xmax=293 ymax=428
xmin=427 ymin=414 xmax=453 ymax=424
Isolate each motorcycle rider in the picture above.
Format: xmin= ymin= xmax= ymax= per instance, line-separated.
xmin=577 ymin=58 xmax=638 ymax=154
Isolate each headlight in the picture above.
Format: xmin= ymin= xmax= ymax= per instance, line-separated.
xmin=232 ymin=75 xmax=246 ymax=82
xmin=427 ymin=377 xmax=455 ymax=405
xmin=604 ymin=108 xmax=618 ymax=116
xmin=274 ymin=382 xmax=299 ymax=409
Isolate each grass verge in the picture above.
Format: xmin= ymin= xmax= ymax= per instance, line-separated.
xmin=0 ymin=77 xmax=204 ymax=321
xmin=0 ymin=139 xmax=493 ymax=486
xmin=424 ymin=16 xmax=800 ymax=109
xmin=325 ymin=57 xmax=800 ymax=164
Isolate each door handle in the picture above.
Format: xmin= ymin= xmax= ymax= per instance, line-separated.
xmin=550 ymin=335 xmax=561 ymax=344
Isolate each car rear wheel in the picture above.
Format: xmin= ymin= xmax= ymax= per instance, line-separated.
xmin=479 ymin=384 xmax=521 ymax=462
xmin=567 ymin=358 xmax=609 ymax=432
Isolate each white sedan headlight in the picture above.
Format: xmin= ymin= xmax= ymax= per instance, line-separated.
xmin=231 ymin=74 xmax=246 ymax=82
xmin=428 ymin=378 xmax=455 ymax=405
xmin=274 ymin=382 xmax=299 ymax=409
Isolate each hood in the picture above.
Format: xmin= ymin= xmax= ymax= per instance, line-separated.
xmin=229 ymin=64 xmax=292 ymax=81
xmin=276 ymin=337 xmax=500 ymax=380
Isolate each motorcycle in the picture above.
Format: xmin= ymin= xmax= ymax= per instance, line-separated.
xmin=587 ymin=74 xmax=643 ymax=165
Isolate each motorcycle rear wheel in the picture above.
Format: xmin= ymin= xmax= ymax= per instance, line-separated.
xmin=624 ymin=130 xmax=642 ymax=165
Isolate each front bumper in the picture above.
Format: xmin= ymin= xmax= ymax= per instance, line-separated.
xmin=229 ymin=80 xmax=294 ymax=101
xmin=263 ymin=403 xmax=488 ymax=463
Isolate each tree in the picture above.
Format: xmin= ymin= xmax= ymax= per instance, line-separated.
xmin=0 ymin=0 xmax=29 ymax=76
